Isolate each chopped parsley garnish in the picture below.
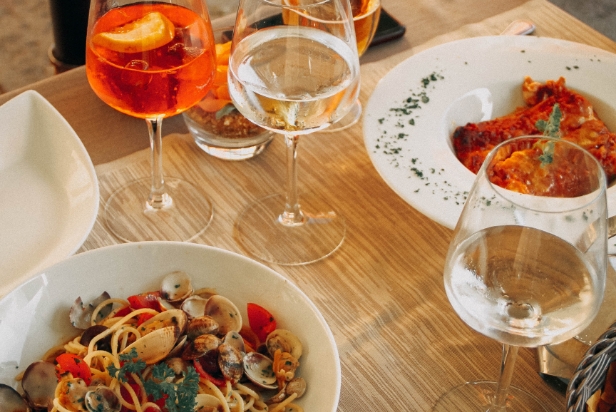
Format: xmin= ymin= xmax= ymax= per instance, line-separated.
xmin=106 ymin=348 xmax=199 ymax=412
xmin=144 ymin=363 xmax=200 ymax=412
xmin=107 ymin=348 xmax=146 ymax=382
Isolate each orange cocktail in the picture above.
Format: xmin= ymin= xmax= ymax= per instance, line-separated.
xmin=86 ymin=3 xmax=215 ymax=118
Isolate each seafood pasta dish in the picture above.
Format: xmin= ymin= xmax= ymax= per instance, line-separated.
xmin=453 ymin=77 xmax=616 ymax=192
xmin=5 ymin=272 xmax=306 ymax=412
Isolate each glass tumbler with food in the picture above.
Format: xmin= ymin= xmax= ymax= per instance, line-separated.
xmin=183 ymin=27 xmax=274 ymax=161
xmin=86 ymin=0 xmax=216 ymax=242
xmin=435 ymin=135 xmax=608 ymax=411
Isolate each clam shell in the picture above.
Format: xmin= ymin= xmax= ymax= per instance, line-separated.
xmin=122 ymin=325 xmax=179 ymax=364
xmin=266 ymin=329 xmax=303 ymax=360
xmin=139 ymin=309 xmax=187 ymax=335
xmin=181 ymin=334 xmax=220 ymax=360
xmin=21 ymin=361 xmax=57 ymax=409
xmin=160 ymin=271 xmax=193 ymax=302
xmin=0 ymin=384 xmax=30 ymax=412
xmin=180 ymin=295 xmax=207 ymax=319
xmin=223 ymin=331 xmax=245 ymax=353
xmin=69 ymin=291 xmax=111 ymax=329
xmin=218 ymin=343 xmax=243 ymax=383
xmin=186 ymin=315 xmax=219 ymax=340
xmin=205 ymin=295 xmax=242 ymax=335
xmin=85 ymin=386 xmax=121 ymax=412
xmin=243 ymin=352 xmax=277 ymax=389
xmin=56 ymin=378 xmax=89 ymax=411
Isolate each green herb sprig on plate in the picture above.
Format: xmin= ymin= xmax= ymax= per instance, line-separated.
xmin=535 ymin=104 xmax=562 ymax=165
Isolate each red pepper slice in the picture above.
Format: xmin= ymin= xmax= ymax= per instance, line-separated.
xmin=193 ymin=359 xmax=226 ymax=387
xmin=247 ymin=303 xmax=277 ymax=342
xmin=55 ymin=353 xmax=92 ymax=385
xmin=120 ymin=382 xmax=141 ymax=404
xmin=114 ymin=306 xmax=132 ymax=318
xmin=127 ymin=291 xmax=162 ymax=311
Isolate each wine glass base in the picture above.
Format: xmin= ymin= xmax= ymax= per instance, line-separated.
xmin=234 ymin=193 xmax=345 ymax=265
xmin=104 ymin=177 xmax=213 ymax=242
xmin=320 ymin=99 xmax=362 ymax=133
xmin=432 ymin=381 xmax=547 ymax=412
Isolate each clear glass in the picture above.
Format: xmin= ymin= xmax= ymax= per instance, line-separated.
xmin=228 ymin=0 xmax=361 ymax=265
xmin=85 ymin=0 xmax=217 ymax=242
xmin=321 ymin=0 xmax=381 ymax=132
xmin=183 ymin=26 xmax=275 ymax=161
xmin=435 ymin=136 xmax=608 ymax=411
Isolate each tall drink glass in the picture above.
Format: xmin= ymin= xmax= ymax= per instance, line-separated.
xmin=436 ymin=136 xmax=608 ymax=410
xmin=86 ymin=0 xmax=216 ymax=242
xmin=228 ymin=0 xmax=361 ymax=265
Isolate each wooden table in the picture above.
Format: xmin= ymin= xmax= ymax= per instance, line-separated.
xmin=3 ymin=0 xmax=616 ymax=410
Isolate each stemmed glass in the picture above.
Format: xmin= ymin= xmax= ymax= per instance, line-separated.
xmin=86 ymin=0 xmax=216 ymax=242
xmin=435 ymin=136 xmax=608 ymax=410
xmin=321 ymin=0 xmax=381 ymax=132
xmin=228 ymin=0 xmax=361 ymax=264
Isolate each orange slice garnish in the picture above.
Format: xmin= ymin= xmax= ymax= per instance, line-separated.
xmin=93 ymin=11 xmax=175 ymax=53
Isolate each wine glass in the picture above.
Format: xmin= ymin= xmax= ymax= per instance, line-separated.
xmin=435 ymin=136 xmax=608 ymax=410
xmin=318 ymin=0 xmax=381 ymax=132
xmin=86 ymin=0 xmax=217 ymax=242
xmin=228 ymin=0 xmax=361 ymax=264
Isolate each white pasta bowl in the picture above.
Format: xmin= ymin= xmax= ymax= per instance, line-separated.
xmin=0 ymin=242 xmax=341 ymax=411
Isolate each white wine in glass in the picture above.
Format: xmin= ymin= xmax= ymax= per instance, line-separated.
xmin=436 ymin=136 xmax=608 ymax=411
xmin=228 ymin=0 xmax=361 ymax=264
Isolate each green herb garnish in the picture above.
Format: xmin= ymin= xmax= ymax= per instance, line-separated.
xmin=106 ymin=348 xmax=199 ymax=412
xmin=535 ymin=104 xmax=562 ymax=165
xmin=106 ymin=348 xmax=146 ymax=382
xmin=215 ymin=103 xmax=237 ymax=120
xmin=144 ymin=363 xmax=200 ymax=412
xmin=536 ymin=104 xmax=562 ymax=138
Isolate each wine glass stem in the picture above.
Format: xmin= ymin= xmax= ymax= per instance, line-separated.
xmin=489 ymin=344 xmax=519 ymax=412
xmin=146 ymin=116 xmax=171 ymax=210
xmin=280 ymin=134 xmax=305 ymax=227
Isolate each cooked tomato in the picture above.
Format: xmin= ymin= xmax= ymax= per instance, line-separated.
xmin=193 ymin=359 xmax=226 ymax=387
xmin=114 ymin=306 xmax=132 ymax=317
xmin=247 ymin=303 xmax=276 ymax=342
xmin=55 ymin=353 xmax=92 ymax=385
xmin=127 ymin=292 xmax=161 ymax=311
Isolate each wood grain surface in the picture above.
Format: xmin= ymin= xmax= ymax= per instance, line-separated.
xmin=3 ymin=0 xmax=616 ymax=410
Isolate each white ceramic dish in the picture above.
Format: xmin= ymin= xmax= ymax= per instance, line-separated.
xmin=363 ymin=36 xmax=616 ymax=232
xmin=0 ymin=90 xmax=99 ymax=296
xmin=0 ymin=242 xmax=341 ymax=411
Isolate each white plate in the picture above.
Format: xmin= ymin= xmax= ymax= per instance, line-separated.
xmin=0 ymin=242 xmax=341 ymax=412
xmin=0 ymin=90 xmax=99 ymax=297
xmin=363 ymin=36 xmax=616 ymax=230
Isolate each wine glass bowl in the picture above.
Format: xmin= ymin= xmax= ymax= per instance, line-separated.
xmin=319 ymin=0 xmax=381 ymax=132
xmin=86 ymin=0 xmax=217 ymax=242
xmin=228 ymin=0 xmax=361 ymax=264
xmin=436 ymin=136 xmax=608 ymax=411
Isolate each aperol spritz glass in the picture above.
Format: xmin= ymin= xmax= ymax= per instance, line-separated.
xmin=86 ymin=0 xmax=216 ymax=242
